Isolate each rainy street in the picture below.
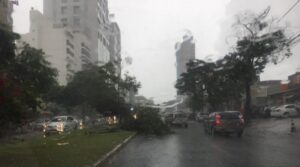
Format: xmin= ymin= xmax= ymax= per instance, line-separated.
xmin=103 ymin=118 xmax=300 ymax=167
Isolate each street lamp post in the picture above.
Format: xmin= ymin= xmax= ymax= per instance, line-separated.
xmin=202 ymin=84 xmax=206 ymax=113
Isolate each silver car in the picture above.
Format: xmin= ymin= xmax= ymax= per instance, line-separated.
xmin=270 ymin=104 xmax=299 ymax=118
xmin=196 ymin=112 xmax=209 ymax=122
xmin=171 ymin=112 xmax=188 ymax=128
xmin=44 ymin=116 xmax=78 ymax=134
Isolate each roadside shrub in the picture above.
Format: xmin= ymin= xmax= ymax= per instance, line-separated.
xmin=122 ymin=108 xmax=170 ymax=135
xmin=120 ymin=115 xmax=137 ymax=131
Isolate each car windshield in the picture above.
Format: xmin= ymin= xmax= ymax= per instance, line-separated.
xmin=35 ymin=119 xmax=45 ymax=123
xmin=219 ymin=113 xmax=240 ymax=119
xmin=2 ymin=0 xmax=300 ymax=167
xmin=51 ymin=117 xmax=66 ymax=122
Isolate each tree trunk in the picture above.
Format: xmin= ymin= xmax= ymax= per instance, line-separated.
xmin=244 ymin=81 xmax=252 ymax=123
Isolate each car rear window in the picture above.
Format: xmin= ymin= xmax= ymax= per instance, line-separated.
xmin=219 ymin=113 xmax=239 ymax=119
xmin=175 ymin=114 xmax=186 ymax=118
xmin=285 ymin=105 xmax=295 ymax=109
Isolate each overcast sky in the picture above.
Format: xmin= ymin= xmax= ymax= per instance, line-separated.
xmin=13 ymin=0 xmax=300 ymax=103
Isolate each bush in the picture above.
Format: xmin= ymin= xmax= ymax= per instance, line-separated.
xmin=120 ymin=115 xmax=137 ymax=131
xmin=121 ymin=107 xmax=170 ymax=135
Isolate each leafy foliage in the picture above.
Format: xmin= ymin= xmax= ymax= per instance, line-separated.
xmin=176 ymin=59 xmax=242 ymax=111
xmin=48 ymin=63 xmax=141 ymax=116
xmin=123 ymin=107 xmax=170 ymax=135
xmin=228 ymin=8 xmax=295 ymax=121
xmin=176 ymin=8 xmax=298 ymax=121
xmin=0 ymin=27 xmax=58 ymax=135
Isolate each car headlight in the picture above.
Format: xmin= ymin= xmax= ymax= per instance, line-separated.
xmin=56 ymin=122 xmax=64 ymax=132
xmin=43 ymin=123 xmax=48 ymax=129
xmin=43 ymin=123 xmax=48 ymax=132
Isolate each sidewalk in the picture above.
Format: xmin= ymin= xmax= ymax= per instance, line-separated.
xmin=245 ymin=117 xmax=300 ymax=138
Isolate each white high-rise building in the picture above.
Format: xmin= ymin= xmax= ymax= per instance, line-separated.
xmin=175 ymin=35 xmax=196 ymax=80
xmin=21 ymin=9 xmax=92 ymax=85
xmin=108 ymin=21 xmax=122 ymax=76
xmin=0 ymin=0 xmax=13 ymax=29
xmin=43 ymin=0 xmax=111 ymax=65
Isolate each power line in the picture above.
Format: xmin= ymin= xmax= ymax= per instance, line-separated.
xmin=278 ymin=0 xmax=300 ymax=22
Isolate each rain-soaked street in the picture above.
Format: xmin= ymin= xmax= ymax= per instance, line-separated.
xmin=103 ymin=118 xmax=300 ymax=167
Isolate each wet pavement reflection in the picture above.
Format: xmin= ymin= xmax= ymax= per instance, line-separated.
xmin=104 ymin=119 xmax=300 ymax=167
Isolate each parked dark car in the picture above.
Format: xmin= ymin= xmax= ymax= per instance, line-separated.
xmin=203 ymin=111 xmax=244 ymax=137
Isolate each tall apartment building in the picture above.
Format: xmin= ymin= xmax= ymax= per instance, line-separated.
xmin=175 ymin=35 xmax=195 ymax=112
xmin=21 ymin=9 xmax=92 ymax=85
xmin=108 ymin=21 xmax=121 ymax=76
xmin=175 ymin=35 xmax=195 ymax=79
xmin=0 ymin=0 xmax=13 ymax=29
xmin=43 ymin=0 xmax=110 ymax=65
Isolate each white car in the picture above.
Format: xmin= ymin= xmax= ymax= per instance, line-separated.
xmin=171 ymin=112 xmax=188 ymax=128
xmin=44 ymin=116 xmax=78 ymax=134
xmin=270 ymin=104 xmax=299 ymax=118
xmin=196 ymin=112 xmax=209 ymax=122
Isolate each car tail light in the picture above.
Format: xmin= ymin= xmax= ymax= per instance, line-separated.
xmin=215 ymin=114 xmax=221 ymax=126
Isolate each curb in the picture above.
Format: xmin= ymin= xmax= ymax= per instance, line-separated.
xmin=92 ymin=133 xmax=136 ymax=167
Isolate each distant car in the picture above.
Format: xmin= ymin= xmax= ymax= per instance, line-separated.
xmin=270 ymin=104 xmax=299 ymax=118
xmin=44 ymin=116 xmax=78 ymax=135
xmin=270 ymin=106 xmax=278 ymax=112
xmin=163 ymin=113 xmax=174 ymax=125
xmin=30 ymin=118 xmax=50 ymax=131
xmin=196 ymin=112 xmax=209 ymax=122
xmin=203 ymin=111 xmax=244 ymax=137
xmin=171 ymin=112 xmax=188 ymax=128
xmin=95 ymin=115 xmax=107 ymax=126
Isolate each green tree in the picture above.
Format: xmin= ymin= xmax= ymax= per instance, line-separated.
xmin=13 ymin=44 xmax=58 ymax=110
xmin=176 ymin=59 xmax=242 ymax=111
xmin=228 ymin=8 xmax=297 ymax=121
xmin=49 ymin=64 xmax=141 ymax=116
xmin=0 ymin=27 xmax=58 ymax=134
xmin=0 ymin=24 xmax=19 ymax=68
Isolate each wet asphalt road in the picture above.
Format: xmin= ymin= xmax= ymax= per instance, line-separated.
xmin=103 ymin=118 xmax=300 ymax=167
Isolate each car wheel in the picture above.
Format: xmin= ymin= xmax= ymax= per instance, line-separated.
xmin=237 ymin=130 xmax=243 ymax=137
xmin=283 ymin=112 xmax=290 ymax=118
xmin=185 ymin=123 xmax=188 ymax=128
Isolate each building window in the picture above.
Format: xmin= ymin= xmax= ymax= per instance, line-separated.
xmin=61 ymin=18 xmax=68 ymax=26
xmin=62 ymin=0 xmax=67 ymax=3
xmin=66 ymin=40 xmax=74 ymax=49
xmin=73 ymin=17 xmax=80 ymax=26
xmin=66 ymin=48 xmax=75 ymax=57
xmin=61 ymin=6 xmax=67 ymax=14
xmin=73 ymin=0 xmax=79 ymax=2
xmin=73 ymin=6 xmax=80 ymax=14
